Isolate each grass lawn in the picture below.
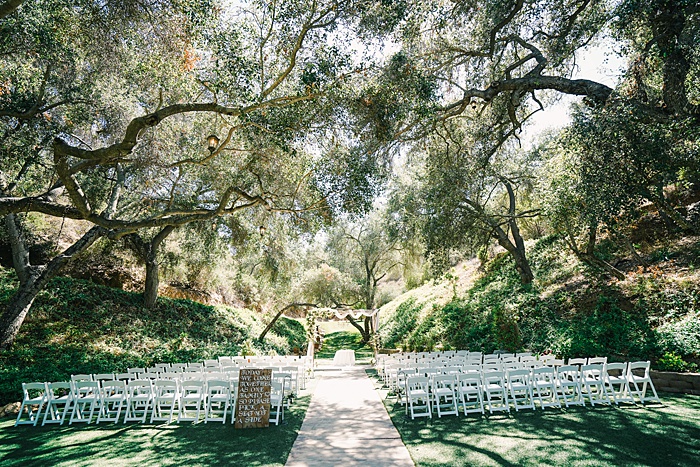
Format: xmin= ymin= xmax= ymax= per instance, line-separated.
xmin=369 ymin=370 xmax=700 ymax=467
xmin=0 ymin=394 xmax=310 ymax=467
xmin=315 ymin=331 xmax=374 ymax=362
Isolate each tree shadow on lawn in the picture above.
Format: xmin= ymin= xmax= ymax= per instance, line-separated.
xmin=371 ymin=370 xmax=700 ymax=466
xmin=0 ymin=395 xmax=310 ymax=467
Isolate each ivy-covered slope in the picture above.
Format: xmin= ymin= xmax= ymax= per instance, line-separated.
xmin=0 ymin=267 xmax=306 ymax=405
xmin=379 ymin=235 xmax=700 ymax=371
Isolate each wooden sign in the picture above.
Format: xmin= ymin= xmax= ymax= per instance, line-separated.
xmin=234 ymin=368 xmax=272 ymax=428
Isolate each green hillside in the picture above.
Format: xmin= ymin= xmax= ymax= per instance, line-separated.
xmin=379 ymin=234 xmax=700 ymax=370
xmin=0 ymin=267 xmax=306 ymax=406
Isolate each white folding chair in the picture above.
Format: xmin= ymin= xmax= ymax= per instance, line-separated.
xmin=627 ymin=361 xmax=660 ymax=404
xmin=94 ymin=373 xmax=115 ymax=383
xmin=531 ymin=367 xmax=561 ymax=409
xmin=432 ymin=375 xmax=459 ymax=417
xmin=556 ymin=365 xmax=585 ymax=407
xmin=150 ymin=380 xmax=179 ymax=423
xmin=567 ymin=358 xmax=587 ymax=368
xmin=604 ymin=362 xmax=634 ymax=404
xmin=273 ymin=372 xmax=294 ymax=408
xmin=587 ymin=357 xmax=607 ymax=365
xmin=124 ymin=380 xmax=154 ymax=423
xmin=42 ymin=382 xmax=74 ymax=426
xmin=154 ymin=363 xmax=171 ymax=373
xmin=97 ymin=380 xmax=127 ymax=423
xmin=204 ymin=380 xmax=231 ymax=423
xmin=69 ymin=381 xmax=100 ymax=424
xmin=581 ymin=364 xmax=611 ymax=406
xmin=405 ymin=376 xmax=432 ymax=419
xmin=457 ymin=373 xmax=485 ymax=415
xmin=127 ymin=368 xmax=146 ymax=377
xmin=270 ymin=381 xmax=285 ymax=425
xmin=16 ymin=382 xmax=49 ymax=426
xmin=507 ymin=369 xmax=535 ymax=411
xmin=482 ymin=371 xmax=510 ymax=413
xmin=178 ymin=380 xmax=205 ymax=423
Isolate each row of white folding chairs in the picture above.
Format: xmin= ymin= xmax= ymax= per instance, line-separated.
xmin=15 ymin=377 xmax=286 ymax=426
xmin=378 ymin=351 xmax=539 ymax=380
xmin=111 ymin=366 xmax=302 ymax=396
xmin=384 ymin=360 xmax=546 ymax=389
xmin=400 ymin=361 xmax=660 ymax=419
xmin=78 ymin=370 xmax=299 ymax=404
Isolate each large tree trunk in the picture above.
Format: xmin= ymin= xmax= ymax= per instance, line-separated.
xmin=565 ymin=224 xmax=625 ymax=281
xmin=346 ymin=315 xmax=372 ymax=344
xmin=0 ymin=224 xmax=106 ymax=349
xmin=469 ymin=179 xmax=535 ymax=285
xmin=143 ymin=255 xmax=160 ymax=308
xmin=258 ymin=302 xmax=316 ymax=341
xmin=125 ymin=226 xmax=175 ymax=309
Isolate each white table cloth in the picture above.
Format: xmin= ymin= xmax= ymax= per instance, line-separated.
xmin=333 ymin=349 xmax=356 ymax=366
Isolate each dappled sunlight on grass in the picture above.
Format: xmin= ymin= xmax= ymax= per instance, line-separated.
xmin=0 ymin=395 xmax=311 ymax=467
xmin=368 ymin=369 xmax=700 ymax=467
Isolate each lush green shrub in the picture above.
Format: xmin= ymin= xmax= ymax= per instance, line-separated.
xmin=657 ymin=351 xmax=698 ymax=372
xmin=656 ymin=314 xmax=700 ymax=357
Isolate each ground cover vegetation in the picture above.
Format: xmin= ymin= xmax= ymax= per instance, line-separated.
xmin=1 ymin=0 xmax=699 ymax=414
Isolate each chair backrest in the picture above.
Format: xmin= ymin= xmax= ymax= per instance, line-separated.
xmin=74 ymin=380 xmax=99 ymax=395
xmin=23 ymin=382 xmax=48 ymax=399
xmin=204 ymin=372 xmax=228 ymax=381
xmin=127 ymin=367 xmax=145 ymax=375
xmin=568 ymin=358 xmax=587 ymax=367
xmin=507 ymin=369 xmax=530 ymax=384
xmin=582 ymin=363 xmax=604 ymax=378
xmin=206 ymin=380 xmax=230 ymax=394
xmin=101 ymin=380 xmax=126 ymax=396
xmin=406 ymin=375 xmax=430 ymax=391
xmin=458 ymin=373 xmax=482 ymax=386
xmin=558 ymin=365 xmax=581 ymax=381
xmin=482 ymin=371 xmax=506 ymax=389
xmin=432 ymin=375 xmax=456 ymax=389
xmin=47 ymin=381 xmax=72 ymax=397
xmin=547 ymin=358 xmax=565 ymax=367
xmin=587 ymin=357 xmax=607 ymax=365
xmin=154 ymin=380 xmax=178 ymax=395
xmin=605 ymin=362 xmax=627 ymax=375
xmin=628 ymin=361 xmax=651 ymax=379
xmin=128 ymin=380 xmax=154 ymax=396
xmin=71 ymin=374 xmax=93 ymax=383
xmin=94 ymin=373 xmax=114 ymax=382
xmin=532 ymin=366 xmax=556 ymax=381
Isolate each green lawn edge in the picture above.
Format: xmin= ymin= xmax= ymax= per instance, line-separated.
xmin=367 ymin=369 xmax=700 ymax=467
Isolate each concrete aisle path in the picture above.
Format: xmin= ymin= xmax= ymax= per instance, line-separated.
xmin=285 ymin=367 xmax=414 ymax=467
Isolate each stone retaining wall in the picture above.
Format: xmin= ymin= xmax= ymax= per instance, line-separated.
xmin=650 ymin=370 xmax=700 ymax=395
